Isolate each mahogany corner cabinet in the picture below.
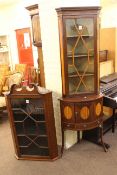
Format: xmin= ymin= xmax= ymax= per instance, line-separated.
xmin=56 ymin=6 xmax=108 ymax=154
xmin=6 ymin=84 xmax=58 ymax=161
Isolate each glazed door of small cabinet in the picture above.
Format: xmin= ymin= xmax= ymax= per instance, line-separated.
xmin=75 ymin=102 xmax=94 ymax=125
xmin=10 ymin=97 xmax=50 ymax=157
xmin=60 ymin=102 xmax=75 ymax=123
xmin=64 ymin=16 xmax=98 ymax=96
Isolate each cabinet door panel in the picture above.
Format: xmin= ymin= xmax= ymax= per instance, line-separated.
xmin=75 ymin=102 xmax=94 ymax=123
xmin=94 ymin=98 xmax=103 ymax=118
xmin=61 ymin=102 xmax=75 ymax=123
xmin=65 ymin=17 xmax=95 ymax=95
xmin=11 ymin=98 xmax=49 ymax=156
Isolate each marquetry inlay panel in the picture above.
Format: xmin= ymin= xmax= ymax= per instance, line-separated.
xmin=80 ymin=106 xmax=89 ymax=120
xmin=95 ymin=102 xmax=101 ymax=116
xmin=64 ymin=106 xmax=73 ymax=119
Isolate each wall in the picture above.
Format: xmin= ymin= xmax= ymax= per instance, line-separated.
xmin=100 ymin=28 xmax=115 ymax=73
xmin=0 ymin=3 xmax=31 ymax=66
xmin=101 ymin=0 xmax=117 ymax=28
xmin=100 ymin=0 xmax=117 ymax=72
xmin=0 ymin=1 xmax=40 ymax=68
xmin=39 ymin=0 xmax=100 ymax=148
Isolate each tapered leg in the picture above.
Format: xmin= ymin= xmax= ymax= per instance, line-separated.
xmin=61 ymin=129 xmax=64 ymax=156
xmin=77 ymin=131 xmax=80 ymax=143
xmin=99 ymin=124 xmax=108 ymax=152
xmin=112 ymin=109 xmax=116 ymax=133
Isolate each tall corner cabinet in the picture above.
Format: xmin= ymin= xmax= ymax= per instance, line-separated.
xmin=56 ymin=6 xmax=108 ymax=154
xmin=6 ymin=84 xmax=58 ymax=160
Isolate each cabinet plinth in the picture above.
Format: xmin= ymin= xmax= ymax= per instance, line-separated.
xmin=6 ymin=84 xmax=58 ymax=161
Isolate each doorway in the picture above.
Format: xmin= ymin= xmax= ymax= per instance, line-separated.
xmin=15 ymin=27 xmax=34 ymax=66
xmin=15 ymin=27 xmax=34 ymax=83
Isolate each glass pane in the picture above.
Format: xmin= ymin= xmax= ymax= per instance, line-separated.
xmin=11 ymin=98 xmax=49 ymax=156
xmin=66 ymin=18 xmax=94 ymax=94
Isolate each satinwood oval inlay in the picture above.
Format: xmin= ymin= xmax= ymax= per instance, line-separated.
xmin=80 ymin=106 xmax=89 ymax=120
xmin=64 ymin=106 xmax=72 ymax=119
xmin=95 ymin=102 xmax=101 ymax=116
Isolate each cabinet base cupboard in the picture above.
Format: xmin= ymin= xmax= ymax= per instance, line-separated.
xmin=56 ymin=7 xmax=108 ymax=154
xmin=60 ymin=94 xmax=108 ymax=154
xmin=6 ymin=84 xmax=58 ymax=161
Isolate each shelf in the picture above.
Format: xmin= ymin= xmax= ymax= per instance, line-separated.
xmin=68 ymin=73 xmax=94 ymax=78
xmin=17 ymin=134 xmax=47 ymax=137
xmin=19 ymin=145 xmax=48 ymax=149
xmin=20 ymin=144 xmax=50 ymax=158
xmin=67 ymin=35 xmax=93 ymax=38
xmin=67 ymin=54 xmax=94 ymax=58
xmin=14 ymin=120 xmax=46 ymax=123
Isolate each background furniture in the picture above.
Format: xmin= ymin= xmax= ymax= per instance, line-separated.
xmin=56 ymin=6 xmax=107 ymax=154
xmin=26 ymin=4 xmax=45 ymax=87
xmin=0 ymin=72 xmax=23 ymax=118
xmin=28 ymin=66 xmax=38 ymax=84
xmin=6 ymin=84 xmax=58 ymax=160
xmin=83 ymin=72 xmax=117 ymax=145
xmin=0 ymin=35 xmax=11 ymax=65
xmin=0 ymin=64 xmax=12 ymax=94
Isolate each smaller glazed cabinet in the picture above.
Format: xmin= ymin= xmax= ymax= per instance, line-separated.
xmin=6 ymin=84 xmax=58 ymax=160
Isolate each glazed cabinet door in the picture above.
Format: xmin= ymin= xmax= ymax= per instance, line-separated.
xmin=10 ymin=97 xmax=50 ymax=157
xmin=56 ymin=7 xmax=100 ymax=97
xmin=75 ymin=96 xmax=103 ymax=130
xmin=6 ymin=85 xmax=58 ymax=160
xmin=65 ymin=17 xmax=98 ymax=95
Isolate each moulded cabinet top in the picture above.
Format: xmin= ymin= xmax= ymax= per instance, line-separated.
xmin=56 ymin=6 xmax=101 ymax=16
xmin=25 ymin=4 xmax=39 ymax=16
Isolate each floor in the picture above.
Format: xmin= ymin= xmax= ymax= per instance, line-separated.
xmin=1 ymin=116 xmax=117 ymax=175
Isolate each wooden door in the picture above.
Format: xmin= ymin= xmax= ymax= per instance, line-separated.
xmin=15 ymin=28 xmax=34 ymax=66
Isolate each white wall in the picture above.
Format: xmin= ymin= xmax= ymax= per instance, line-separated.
xmin=100 ymin=0 xmax=117 ymax=72
xmin=0 ymin=3 xmax=31 ymax=65
xmin=101 ymin=0 xmax=117 ymax=28
xmin=39 ymin=0 xmax=101 ymax=148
